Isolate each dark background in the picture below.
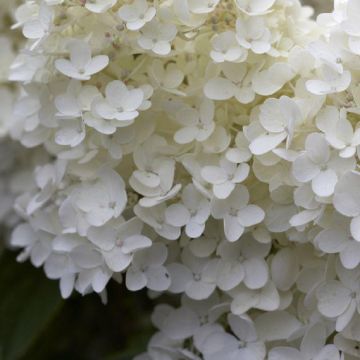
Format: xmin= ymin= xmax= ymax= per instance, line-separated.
xmin=0 ymin=251 xmax=154 ymax=360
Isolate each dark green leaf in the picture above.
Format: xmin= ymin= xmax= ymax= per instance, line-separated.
xmin=0 ymin=252 xmax=63 ymax=360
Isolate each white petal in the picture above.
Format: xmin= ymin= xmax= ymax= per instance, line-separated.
xmin=252 ymin=63 xmax=294 ymax=96
xmin=292 ymin=154 xmax=319 ymax=183
xmin=87 ymin=226 xmax=116 ymax=251
xmin=300 ymin=323 xmax=327 ymax=360
xmin=71 ymin=245 xmax=103 ymax=269
xmin=256 ymin=281 xmax=280 ymax=311
xmin=217 ymin=260 xmax=245 ymax=291
xmin=237 ymin=205 xmax=265 ymax=227
xmin=23 ymin=20 xmax=45 ymax=39
xmin=249 ymin=133 xmax=287 ymax=155
xmin=162 ymin=307 xmax=200 ymax=341
xmin=86 ymin=55 xmax=109 ymax=76
xmin=334 ymin=171 xmax=360 ymax=217
xmin=315 ymin=229 xmax=347 ymax=254
xmin=11 ymin=223 xmax=37 ymax=247
xmin=243 ymin=258 xmax=268 ymax=289
xmin=165 ymin=203 xmax=191 ymax=227
xmin=103 ymin=247 xmax=132 ymax=272
xmin=167 ymin=263 xmax=193 ymax=293
xmin=185 ymin=221 xmax=205 ymax=239
xmin=126 ymin=267 xmax=147 ymax=291
xmin=224 ymin=214 xmax=244 ymax=242
xmin=122 ymin=235 xmax=152 ymax=253
xmin=340 ymin=241 xmax=360 ymax=269
xmin=189 ymin=236 xmax=217 ymax=257
xmin=68 ymin=40 xmax=91 ymax=69
xmin=316 ymin=281 xmax=352 ymax=317
xmin=213 ymin=182 xmax=235 ymax=199
xmin=201 ymin=166 xmax=227 ymax=184
xmin=60 ymin=274 xmax=75 ymax=299
xmin=92 ymin=267 xmax=112 ymax=293
xmin=186 ymin=280 xmax=216 ymax=300
xmin=312 ymin=169 xmax=337 ymax=197
xmin=350 ymin=216 xmax=360 ymax=242
xmin=269 ymin=347 xmax=303 ymax=360
xmin=336 ymin=299 xmax=356 ymax=331
xmin=145 ymin=266 xmax=171 ymax=291
xmin=231 ymin=287 xmax=258 ymax=315
xmin=271 ymin=248 xmax=299 ymax=291
xmin=55 ymin=59 xmax=88 ymax=80
xmin=255 ymin=311 xmax=301 ymax=342
xmin=204 ymin=77 xmax=237 ymax=100
xmin=174 ymin=126 xmax=197 ymax=144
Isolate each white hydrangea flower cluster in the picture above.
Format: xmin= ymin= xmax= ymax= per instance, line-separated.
xmin=0 ymin=0 xmax=40 ymax=245
xmin=7 ymin=0 xmax=360 ymax=357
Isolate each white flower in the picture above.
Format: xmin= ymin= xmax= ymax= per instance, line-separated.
xmin=307 ymin=40 xmax=345 ymax=74
xmin=252 ymin=63 xmax=295 ymax=96
xmin=210 ymin=31 xmax=247 ymax=63
xmin=231 ymin=281 xmax=280 ymax=315
xmin=22 ymin=3 xmax=53 ymax=46
xmin=187 ymin=221 xmax=221 ymax=258
xmin=126 ymin=242 xmax=171 ymax=291
xmin=167 ymin=247 xmax=217 ymax=300
xmin=215 ymin=234 xmax=270 ymax=291
xmin=153 ymin=305 xmax=200 ymax=341
xmin=225 ymin=132 xmax=252 ymax=164
xmin=292 ymin=133 xmax=355 ymax=197
xmin=234 ymin=0 xmax=276 ymax=15
xmin=55 ymin=80 xmax=99 ymax=118
xmin=134 ymin=203 xmax=182 ymax=240
xmin=100 ymin=117 xmax=155 ymax=160
xmin=26 ymin=160 xmax=66 ymax=215
xmin=187 ymin=0 xmax=220 ymax=14
xmin=249 ymin=96 xmax=303 ymax=155
xmin=201 ymin=157 xmax=250 ymax=199
xmin=85 ymin=0 xmax=116 ymax=13
xmin=55 ymin=40 xmax=109 ymax=80
xmin=211 ymin=185 xmax=265 ymax=242
xmin=316 ymin=262 xmax=360 ymax=331
xmin=254 ymin=311 xmax=302 ymax=343
xmin=11 ymin=222 xmax=52 ymax=266
xmin=306 ymin=64 xmax=351 ymax=95
xmin=10 ymin=0 xmax=360 ymax=350
xmin=148 ymin=59 xmax=184 ymax=93
xmin=138 ymin=20 xmax=177 ymax=55
xmin=333 ymin=171 xmax=360 ymax=242
xmin=12 ymin=2 xmax=39 ymax=30
xmin=204 ymin=63 xmax=255 ymax=104
xmin=235 ymin=17 xmax=271 ymax=54
xmin=129 ymin=135 xmax=178 ymax=206
xmin=59 ymin=168 xmax=127 ymax=235
xmin=117 ymin=0 xmax=156 ymax=30
xmin=55 ymin=118 xmax=86 ymax=147
xmin=316 ymin=107 xmax=360 ymax=158
xmin=88 ymin=217 xmax=152 ymax=272
xmin=200 ymin=314 xmax=265 ymax=360
xmin=271 ymin=248 xmax=299 ymax=291
xmin=173 ymin=99 xmax=215 ymax=144
xmin=268 ymin=345 xmax=342 ymax=360
xmin=93 ymin=80 xmax=144 ymax=123
xmin=315 ymin=218 xmax=360 ymax=270
xmin=175 ymin=184 xmax=210 ymax=239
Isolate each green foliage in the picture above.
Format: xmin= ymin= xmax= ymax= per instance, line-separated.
xmin=0 ymin=252 xmax=63 ymax=360
xmin=0 ymin=251 xmax=154 ymax=360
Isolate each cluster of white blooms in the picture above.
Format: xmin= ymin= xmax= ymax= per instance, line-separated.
xmin=0 ymin=0 xmax=40 ymax=249
xmin=6 ymin=0 xmax=360 ymax=357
